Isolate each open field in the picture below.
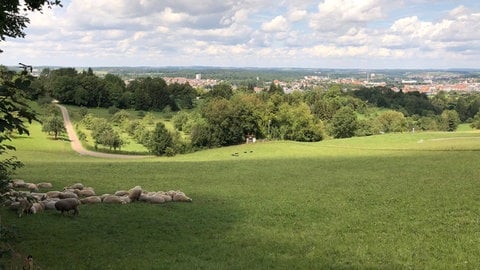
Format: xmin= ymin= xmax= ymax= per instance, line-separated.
xmin=2 ymin=123 xmax=480 ymax=269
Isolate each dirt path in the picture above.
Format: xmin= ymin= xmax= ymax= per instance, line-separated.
xmin=57 ymin=104 xmax=152 ymax=159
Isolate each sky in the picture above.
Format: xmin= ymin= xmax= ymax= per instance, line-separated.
xmin=1 ymin=0 xmax=480 ymax=69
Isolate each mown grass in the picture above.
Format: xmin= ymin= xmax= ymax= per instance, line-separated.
xmin=2 ymin=123 xmax=480 ymax=269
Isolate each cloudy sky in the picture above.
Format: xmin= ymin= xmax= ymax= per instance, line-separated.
xmin=2 ymin=0 xmax=480 ymax=69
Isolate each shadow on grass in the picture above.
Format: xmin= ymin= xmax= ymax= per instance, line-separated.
xmin=1 ymin=194 xmax=245 ymax=270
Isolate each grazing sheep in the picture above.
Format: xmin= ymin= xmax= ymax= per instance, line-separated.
xmin=41 ymin=199 xmax=60 ymax=210
xmin=46 ymin=191 xmax=61 ymax=198
xmin=80 ymin=196 xmax=102 ymax=204
xmin=66 ymin=183 xmax=84 ymax=190
xmin=74 ymin=189 xmax=96 ymax=197
xmin=58 ymin=192 xmax=78 ymax=199
xmin=16 ymin=199 xmax=33 ymax=217
xmin=55 ymin=198 xmax=80 ymax=215
xmin=30 ymin=193 xmax=47 ymax=201
xmin=128 ymin=186 xmax=142 ymax=202
xmin=102 ymin=195 xmax=124 ymax=204
xmin=12 ymin=179 xmax=27 ymax=189
xmin=119 ymin=196 xmax=131 ymax=204
xmin=114 ymin=190 xmax=129 ymax=196
xmin=172 ymin=191 xmax=192 ymax=202
xmin=30 ymin=203 xmax=44 ymax=214
xmin=145 ymin=195 xmax=165 ymax=204
xmin=100 ymin=194 xmax=111 ymax=201
xmin=138 ymin=193 xmax=149 ymax=202
xmin=36 ymin=182 xmax=53 ymax=189
xmin=155 ymin=192 xmax=172 ymax=202
xmin=26 ymin=183 xmax=39 ymax=192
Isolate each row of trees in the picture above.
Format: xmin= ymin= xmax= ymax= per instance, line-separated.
xmin=34 ymin=68 xmax=197 ymax=111
xmin=6 ymin=64 xmax=479 ymax=156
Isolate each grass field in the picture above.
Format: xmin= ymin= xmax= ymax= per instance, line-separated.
xmin=2 ymin=122 xmax=480 ymax=269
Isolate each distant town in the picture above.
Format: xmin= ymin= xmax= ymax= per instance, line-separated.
xmin=26 ymin=66 xmax=480 ymax=95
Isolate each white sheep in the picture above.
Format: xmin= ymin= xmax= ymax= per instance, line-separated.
xmin=80 ymin=196 xmax=102 ymax=204
xmin=12 ymin=179 xmax=27 ymax=189
xmin=30 ymin=192 xmax=47 ymax=201
xmin=102 ymin=195 xmax=124 ymax=204
xmin=155 ymin=192 xmax=172 ymax=202
xmin=58 ymin=192 xmax=78 ymax=199
xmin=114 ymin=190 xmax=129 ymax=196
xmin=41 ymin=198 xmax=60 ymax=210
xmin=26 ymin=183 xmax=39 ymax=192
xmin=172 ymin=191 xmax=192 ymax=202
xmin=30 ymin=202 xmax=44 ymax=214
xmin=66 ymin=183 xmax=84 ymax=190
xmin=46 ymin=191 xmax=61 ymax=198
xmin=128 ymin=186 xmax=142 ymax=202
xmin=74 ymin=189 xmax=96 ymax=197
xmin=36 ymin=182 xmax=53 ymax=189
xmin=145 ymin=195 xmax=165 ymax=204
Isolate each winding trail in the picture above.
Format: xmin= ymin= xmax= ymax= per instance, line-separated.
xmin=57 ymin=104 xmax=153 ymax=159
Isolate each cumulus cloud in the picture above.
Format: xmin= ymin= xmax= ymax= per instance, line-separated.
xmin=1 ymin=0 xmax=479 ymax=68
xmin=309 ymin=0 xmax=391 ymax=32
xmin=261 ymin=16 xmax=289 ymax=32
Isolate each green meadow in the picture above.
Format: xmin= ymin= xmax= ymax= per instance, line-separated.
xmin=2 ymin=122 xmax=480 ymax=269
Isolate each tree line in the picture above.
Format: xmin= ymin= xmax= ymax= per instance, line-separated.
xmin=34 ymin=68 xmax=197 ymax=111
xmin=24 ymin=67 xmax=480 ymax=156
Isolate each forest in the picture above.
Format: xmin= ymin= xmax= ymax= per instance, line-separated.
xmin=20 ymin=67 xmax=480 ymax=156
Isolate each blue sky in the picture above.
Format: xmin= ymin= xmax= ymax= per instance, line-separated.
xmin=1 ymin=0 xmax=480 ymax=69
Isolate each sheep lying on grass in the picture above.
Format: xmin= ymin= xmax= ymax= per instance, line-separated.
xmin=80 ymin=196 xmax=102 ymax=204
xmin=103 ymin=195 xmax=128 ymax=204
xmin=55 ymin=198 xmax=80 ymax=215
xmin=6 ymin=181 xmax=192 ymax=217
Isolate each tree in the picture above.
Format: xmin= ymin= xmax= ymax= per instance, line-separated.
xmin=276 ymin=102 xmax=324 ymax=142
xmin=147 ymin=123 xmax=173 ymax=156
xmin=330 ymin=106 xmax=358 ymax=138
xmin=0 ymin=68 xmax=39 ymax=190
xmin=470 ymin=111 xmax=480 ymax=129
xmin=439 ymin=110 xmax=460 ymax=132
xmin=42 ymin=114 xmax=65 ymax=139
xmin=207 ymin=83 xmax=233 ymax=99
xmin=0 ymin=0 xmax=62 ymax=53
xmin=375 ymin=111 xmax=407 ymax=133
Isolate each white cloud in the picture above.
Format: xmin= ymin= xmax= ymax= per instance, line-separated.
xmin=261 ymin=16 xmax=289 ymax=32
xmin=159 ymin=8 xmax=190 ymax=24
xmin=309 ymin=0 xmax=390 ymax=32
xmin=1 ymin=0 xmax=479 ymax=68
xmin=288 ymin=9 xmax=307 ymax=22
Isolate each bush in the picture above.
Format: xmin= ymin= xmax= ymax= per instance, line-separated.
xmin=78 ymin=106 xmax=88 ymax=118
xmin=165 ymin=147 xmax=176 ymax=157
xmin=108 ymin=106 xmax=120 ymax=115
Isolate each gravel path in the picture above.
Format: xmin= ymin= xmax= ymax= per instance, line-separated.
xmin=57 ymin=104 xmax=152 ymax=159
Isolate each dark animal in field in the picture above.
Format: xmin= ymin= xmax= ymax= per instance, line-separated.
xmin=55 ymin=198 xmax=80 ymax=215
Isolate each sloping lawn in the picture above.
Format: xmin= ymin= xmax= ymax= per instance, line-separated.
xmin=2 ymin=124 xmax=480 ymax=269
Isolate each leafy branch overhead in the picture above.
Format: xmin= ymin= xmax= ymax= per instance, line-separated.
xmin=0 ymin=69 xmax=39 ymax=152
xmin=0 ymin=0 xmax=62 ymax=52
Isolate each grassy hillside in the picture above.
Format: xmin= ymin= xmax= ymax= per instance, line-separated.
xmin=2 ymin=123 xmax=480 ymax=269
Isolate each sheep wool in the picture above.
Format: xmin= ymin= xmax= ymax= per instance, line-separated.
xmin=128 ymin=186 xmax=143 ymax=202
xmin=55 ymin=198 xmax=80 ymax=215
xmin=80 ymin=196 xmax=102 ymax=204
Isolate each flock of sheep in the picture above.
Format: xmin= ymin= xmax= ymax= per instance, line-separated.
xmin=5 ymin=180 xmax=192 ymax=217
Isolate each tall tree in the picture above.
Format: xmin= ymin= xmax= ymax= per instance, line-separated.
xmin=439 ymin=110 xmax=460 ymax=132
xmin=148 ymin=122 xmax=173 ymax=156
xmin=42 ymin=114 xmax=65 ymax=139
xmin=0 ymin=68 xmax=39 ymax=189
xmin=330 ymin=106 xmax=358 ymax=138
